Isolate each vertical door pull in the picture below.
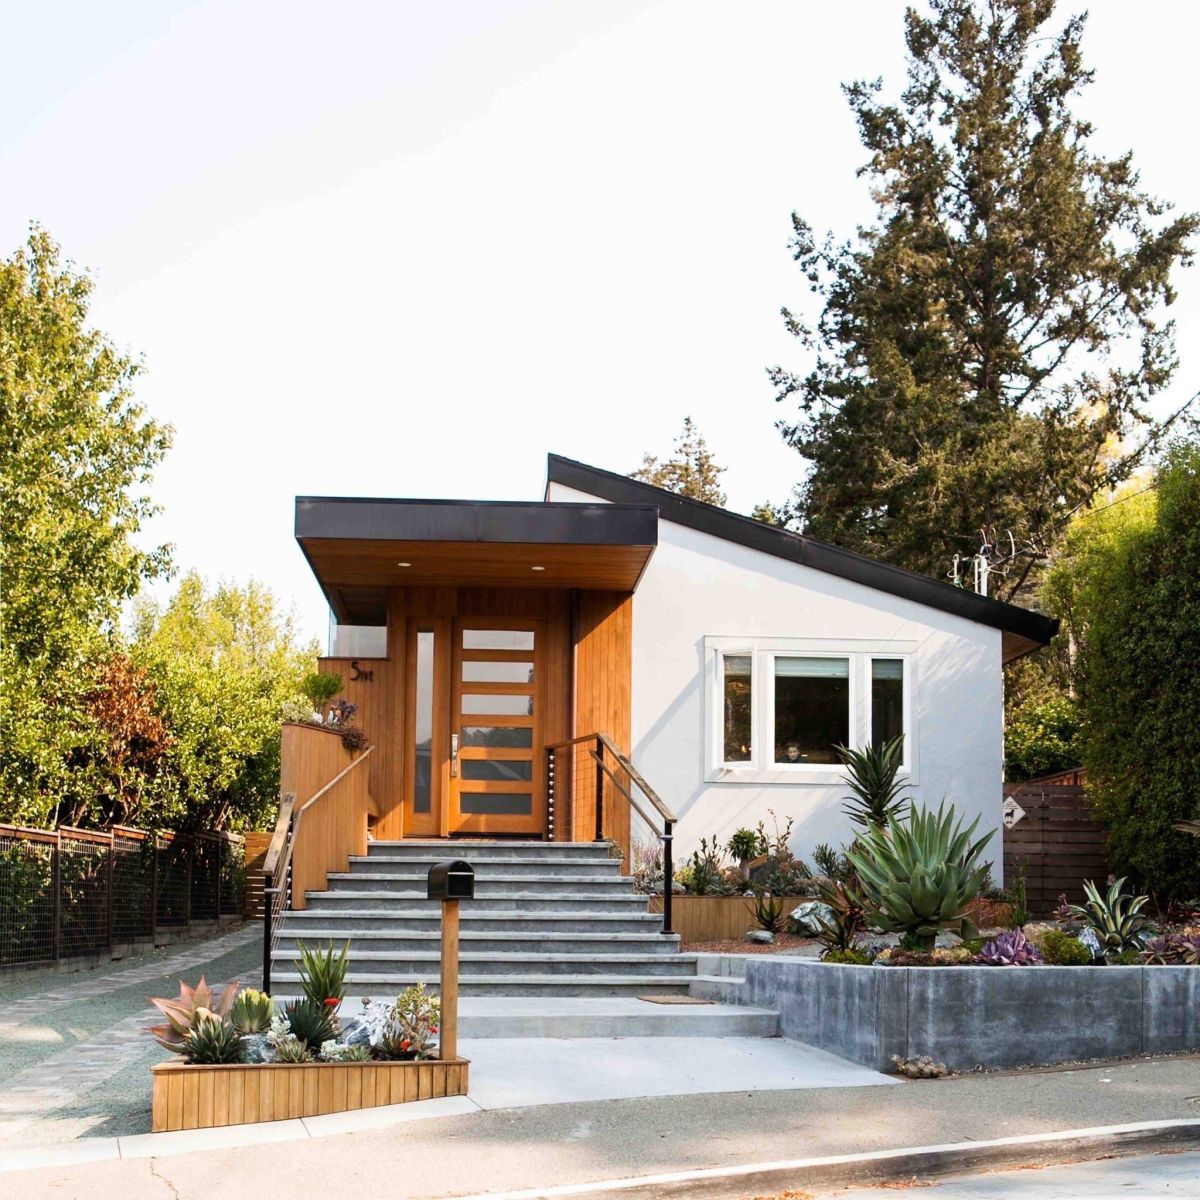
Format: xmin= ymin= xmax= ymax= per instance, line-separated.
xmin=450 ymin=733 xmax=459 ymax=777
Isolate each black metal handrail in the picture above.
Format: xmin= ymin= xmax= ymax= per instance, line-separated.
xmin=545 ymin=732 xmax=676 ymax=936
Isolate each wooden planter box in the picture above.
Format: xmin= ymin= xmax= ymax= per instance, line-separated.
xmin=647 ymin=894 xmax=812 ymax=943
xmin=151 ymin=1057 xmax=470 ymax=1132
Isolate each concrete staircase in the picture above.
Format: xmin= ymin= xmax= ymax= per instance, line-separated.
xmin=270 ymin=840 xmax=779 ymax=1037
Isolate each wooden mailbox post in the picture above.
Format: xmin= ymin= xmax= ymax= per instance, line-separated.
xmin=427 ymin=859 xmax=474 ymax=1061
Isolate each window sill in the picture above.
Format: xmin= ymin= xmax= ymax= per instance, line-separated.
xmin=705 ymin=765 xmax=918 ymax=787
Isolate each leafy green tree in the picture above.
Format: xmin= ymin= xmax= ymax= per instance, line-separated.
xmin=1044 ymin=443 xmax=1200 ymax=898
xmin=631 ymin=417 xmax=727 ymax=505
xmin=130 ymin=574 xmax=317 ymax=831
xmin=769 ymin=0 xmax=1196 ymax=601
xmin=1 ymin=227 xmax=172 ymax=824
xmin=1003 ymin=658 xmax=1079 ymax=781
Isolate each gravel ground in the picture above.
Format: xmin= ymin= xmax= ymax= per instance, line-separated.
xmin=0 ymin=927 xmax=260 ymax=1146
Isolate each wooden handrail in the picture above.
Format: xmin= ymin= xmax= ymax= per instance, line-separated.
xmin=262 ymin=793 xmax=296 ymax=878
xmin=588 ymin=750 xmax=665 ymax=834
xmin=546 ymin=732 xmax=675 ymax=823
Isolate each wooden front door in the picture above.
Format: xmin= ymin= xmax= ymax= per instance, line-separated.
xmin=400 ymin=616 xmax=546 ymax=837
xmin=449 ymin=618 xmax=544 ymax=836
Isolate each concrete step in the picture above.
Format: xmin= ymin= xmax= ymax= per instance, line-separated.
xmin=323 ymin=872 xmax=637 ymax=895
xmin=276 ymin=909 xmax=668 ymax=934
xmin=274 ymin=930 xmax=682 ymax=955
xmin=268 ymin=972 xmax=697 ymax=997
xmin=271 ymin=949 xmax=700 ymax=977
xmin=303 ymin=892 xmax=651 ymax=913
xmin=689 ymin=974 xmax=747 ymax=1003
xmin=366 ymin=841 xmax=616 ymax=862
xmin=348 ymin=856 xmax=624 ymax=879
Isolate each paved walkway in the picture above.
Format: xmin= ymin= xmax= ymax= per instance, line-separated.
xmin=0 ymin=926 xmax=259 ymax=1147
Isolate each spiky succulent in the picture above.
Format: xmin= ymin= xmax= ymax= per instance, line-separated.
xmin=297 ymin=940 xmax=351 ymax=1008
xmin=1140 ymin=934 xmax=1200 ymax=966
xmin=845 ymin=802 xmax=993 ymax=951
xmin=750 ymin=892 xmax=785 ymax=933
xmin=813 ymin=878 xmax=865 ymax=956
xmin=836 ymin=736 xmax=912 ymax=830
xmin=146 ymin=976 xmax=240 ymax=1052
xmin=318 ymin=1042 xmax=372 ymax=1062
xmin=272 ymin=1034 xmax=312 ymax=1063
xmin=285 ymin=998 xmax=338 ymax=1051
xmin=977 ymin=928 xmax=1043 ymax=966
xmin=1064 ymin=878 xmax=1149 ymax=957
xmin=230 ymin=988 xmax=274 ymax=1034
xmin=181 ymin=1011 xmax=242 ymax=1064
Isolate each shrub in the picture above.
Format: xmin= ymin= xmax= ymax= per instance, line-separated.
xmin=1040 ymin=930 xmax=1093 ymax=966
xmin=822 ymin=948 xmax=871 ymax=965
xmin=836 ymin=736 xmax=911 ymax=829
xmin=846 ymin=802 xmax=993 ymax=951
xmin=301 ymin=671 xmax=343 ymax=709
xmin=727 ymin=828 xmax=758 ymax=864
xmin=1044 ymin=444 xmax=1200 ymax=899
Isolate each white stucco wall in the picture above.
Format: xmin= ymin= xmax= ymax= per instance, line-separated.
xmin=549 ymin=481 xmax=1005 ymax=867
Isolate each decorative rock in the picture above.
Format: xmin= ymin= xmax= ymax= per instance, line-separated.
xmin=239 ymin=1033 xmax=271 ymax=1064
xmin=788 ymin=901 xmax=833 ymax=935
xmin=745 ymin=929 xmax=775 ymax=945
xmin=339 ymin=1016 xmax=372 ymax=1048
xmin=1076 ymin=926 xmax=1105 ymax=962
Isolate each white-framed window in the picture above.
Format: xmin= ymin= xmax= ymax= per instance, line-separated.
xmin=705 ymin=636 xmax=918 ymax=784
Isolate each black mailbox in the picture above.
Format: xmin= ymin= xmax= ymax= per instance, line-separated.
xmin=427 ymin=859 xmax=475 ymax=901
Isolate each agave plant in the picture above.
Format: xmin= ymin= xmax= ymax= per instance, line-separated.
xmin=230 ymin=987 xmax=274 ymax=1034
xmin=297 ymin=940 xmax=351 ymax=1009
xmin=750 ymin=891 xmax=785 ymax=933
xmin=845 ymin=802 xmax=993 ymax=951
xmin=813 ymin=878 xmax=865 ymax=956
xmin=181 ymin=1010 xmax=243 ymax=1064
xmin=285 ymin=998 xmax=339 ymax=1051
xmin=1064 ymin=878 xmax=1150 ymax=958
xmin=836 ymin=736 xmax=912 ymax=830
xmin=147 ymin=976 xmax=240 ymax=1052
xmin=977 ymin=928 xmax=1043 ymax=966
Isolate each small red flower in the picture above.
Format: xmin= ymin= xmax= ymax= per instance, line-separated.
xmin=323 ymin=998 xmax=340 ymax=1008
xmin=430 ymin=1027 xmax=438 ymax=1034
xmin=400 ymin=1039 xmax=411 ymax=1050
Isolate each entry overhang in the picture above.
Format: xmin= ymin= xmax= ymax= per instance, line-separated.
xmin=296 ymin=497 xmax=658 ymax=624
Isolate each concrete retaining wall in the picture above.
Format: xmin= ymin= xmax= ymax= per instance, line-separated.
xmin=739 ymin=958 xmax=1200 ymax=1072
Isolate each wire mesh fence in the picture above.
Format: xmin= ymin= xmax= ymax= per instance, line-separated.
xmin=0 ymin=822 xmax=245 ymax=969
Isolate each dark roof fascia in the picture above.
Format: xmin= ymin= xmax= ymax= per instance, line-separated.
xmin=295 ymin=495 xmax=658 ymax=548
xmin=545 ymin=454 xmax=1058 ymax=648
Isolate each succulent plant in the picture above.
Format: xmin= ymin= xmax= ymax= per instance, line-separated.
xmin=836 ymin=736 xmax=912 ymax=830
xmin=977 ymin=928 xmax=1043 ymax=965
xmin=285 ymin=998 xmax=338 ymax=1051
xmin=297 ymin=940 xmax=351 ymax=1009
xmin=230 ymin=988 xmax=274 ymax=1034
xmin=181 ymin=1011 xmax=243 ymax=1064
xmin=813 ymin=878 xmax=865 ymax=955
xmin=1064 ymin=878 xmax=1150 ymax=958
xmin=318 ymin=1042 xmax=372 ymax=1062
xmin=376 ymin=983 xmax=441 ymax=1060
xmin=1140 ymin=933 xmax=1200 ymax=965
xmin=146 ymin=976 xmax=240 ymax=1052
xmin=845 ymin=802 xmax=993 ymax=951
xmin=750 ymin=891 xmax=786 ymax=933
xmin=272 ymin=1034 xmax=312 ymax=1063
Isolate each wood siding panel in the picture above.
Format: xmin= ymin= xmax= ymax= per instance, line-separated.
xmin=573 ymin=591 xmax=633 ymax=855
xmin=317 ymin=657 xmax=395 ymax=821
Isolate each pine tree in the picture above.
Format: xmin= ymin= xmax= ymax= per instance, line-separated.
xmin=769 ymin=0 xmax=1196 ymax=600
xmin=631 ymin=417 xmax=727 ymax=505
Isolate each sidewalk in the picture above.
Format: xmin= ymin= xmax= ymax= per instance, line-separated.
xmin=6 ymin=1053 xmax=1199 ymax=1199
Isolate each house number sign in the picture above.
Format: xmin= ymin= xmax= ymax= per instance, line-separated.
xmin=350 ymin=660 xmax=374 ymax=682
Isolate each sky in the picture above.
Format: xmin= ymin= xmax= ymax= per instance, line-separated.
xmin=4 ymin=1 xmax=1198 ymax=645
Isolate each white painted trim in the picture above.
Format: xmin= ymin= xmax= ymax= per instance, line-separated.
xmin=702 ymin=636 xmax=919 ymax=785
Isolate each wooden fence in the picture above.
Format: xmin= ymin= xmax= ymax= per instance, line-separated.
xmin=647 ymin=894 xmax=811 ymax=944
xmin=1002 ymin=782 xmax=1108 ymax=916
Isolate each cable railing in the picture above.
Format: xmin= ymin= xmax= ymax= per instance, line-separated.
xmin=545 ymin=732 xmax=677 ymax=935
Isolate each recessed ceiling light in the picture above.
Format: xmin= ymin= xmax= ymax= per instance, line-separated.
xmin=531 ymin=565 xmax=546 ymax=571
xmin=397 ymin=561 xmax=412 ymax=567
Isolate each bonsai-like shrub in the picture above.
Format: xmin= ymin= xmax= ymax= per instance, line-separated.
xmin=727 ymin=828 xmax=759 ymax=865
xmin=977 ymin=928 xmax=1042 ymax=965
xmin=1040 ymin=929 xmax=1093 ymax=965
xmin=836 ymin=736 xmax=911 ymax=830
xmin=146 ymin=976 xmax=240 ymax=1052
xmin=301 ymin=671 xmax=342 ymax=710
xmin=1064 ymin=877 xmax=1150 ymax=959
xmin=846 ymin=802 xmax=993 ymax=951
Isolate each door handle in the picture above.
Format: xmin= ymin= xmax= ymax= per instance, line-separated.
xmin=450 ymin=733 xmax=459 ymax=778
